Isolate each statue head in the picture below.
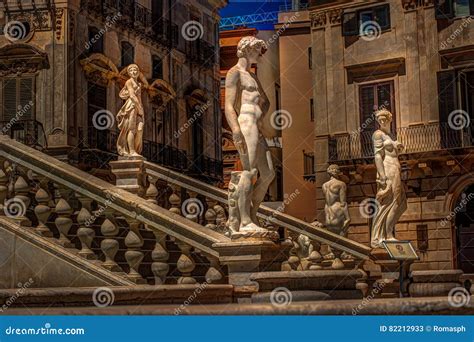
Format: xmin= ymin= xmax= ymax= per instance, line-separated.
xmin=375 ymin=109 xmax=393 ymax=129
xmin=327 ymin=164 xmax=342 ymax=178
xmin=127 ymin=64 xmax=140 ymax=79
xmin=237 ymin=36 xmax=267 ymax=64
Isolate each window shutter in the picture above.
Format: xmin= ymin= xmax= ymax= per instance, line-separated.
xmin=342 ymin=11 xmax=358 ymax=36
xmin=470 ymin=0 xmax=474 ymax=15
xmin=360 ymin=85 xmax=376 ymax=132
xmin=19 ymin=77 xmax=33 ymax=119
xmin=435 ymin=0 xmax=454 ymax=19
xmin=374 ymin=4 xmax=391 ymax=30
xmin=3 ymin=79 xmax=17 ymax=122
xmin=437 ymin=70 xmax=458 ymax=123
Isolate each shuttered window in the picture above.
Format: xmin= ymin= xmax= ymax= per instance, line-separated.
xmin=342 ymin=4 xmax=390 ymax=36
xmin=1 ymin=77 xmax=35 ymax=122
xmin=435 ymin=0 xmax=474 ymax=18
xmin=359 ymin=81 xmax=395 ymax=133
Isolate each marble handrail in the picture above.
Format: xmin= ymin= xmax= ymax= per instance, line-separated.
xmin=144 ymin=161 xmax=372 ymax=260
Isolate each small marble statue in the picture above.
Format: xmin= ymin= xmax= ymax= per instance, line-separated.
xmin=116 ymin=64 xmax=144 ymax=157
xmin=224 ymin=36 xmax=276 ymax=239
xmin=322 ymin=164 xmax=350 ymax=236
xmin=371 ymin=109 xmax=407 ymax=248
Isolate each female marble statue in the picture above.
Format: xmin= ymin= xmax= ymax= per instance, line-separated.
xmin=224 ymin=36 xmax=275 ymax=235
xmin=116 ymin=64 xmax=144 ymax=157
xmin=371 ymin=109 xmax=407 ymax=248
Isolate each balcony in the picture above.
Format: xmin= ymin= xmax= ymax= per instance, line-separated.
xmin=0 ymin=120 xmax=47 ymax=150
xmin=328 ymin=122 xmax=474 ymax=162
xmin=82 ymin=0 xmax=178 ymax=49
xmin=77 ymin=127 xmax=222 ymax=180
xmin=186 ymin=39 xmax=217 ymax=69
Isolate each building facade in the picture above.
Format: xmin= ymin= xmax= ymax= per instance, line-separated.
xmin=301 ymin=0 xmax=474 ymax=272
xmin=0 ymin=0 xmax=226 ymax=183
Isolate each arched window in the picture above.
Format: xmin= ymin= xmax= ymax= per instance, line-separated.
xmin=121 ymin=42 xmax=134 ymax=67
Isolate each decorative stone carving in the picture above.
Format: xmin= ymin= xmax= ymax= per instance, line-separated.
xmin=371 ymin=110 xmax=408 ymax=248
xmin=116 ymin=64 xmax=144 ymax=157
xmin=224 ymin=36 xmax=278 ymax=241
xmin=311 ymin=12 xmax=327 ymax=28
xmin=322 ymin=164 xmax=350 ymax=236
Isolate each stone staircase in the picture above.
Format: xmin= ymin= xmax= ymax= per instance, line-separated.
xmin=0 ymin=135 xmax=376 ymax=305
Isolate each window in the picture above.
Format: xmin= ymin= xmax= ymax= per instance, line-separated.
xmin=308 ymin=47 xmax=312 ymax=69
xmin=303 ymin=151 xmax=315 ymax=182
xmin=1 ymin=77 xmax=35 ymax=121
xmin=435 ymin=0 xmax=474 ymax=18
xmin=310 ymin=98 xmax=314 ymax=122
xmin=87 ymin=27 xmax=104 ymax=53
xmin=121 ymin=42 xmax=134 ymax=67
xmin=359 ymin=81 xmax=395 ymax=133
xmin=152 ymin=56 xmax=163 ymax=79
xmin=342 ymin=4 xmax=390 ymax=37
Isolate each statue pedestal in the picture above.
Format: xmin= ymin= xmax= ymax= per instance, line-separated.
xmin=109 ymin=156 xmax=146 ymax=196
xmin=230 ymin=228 xmax=279 ymax=242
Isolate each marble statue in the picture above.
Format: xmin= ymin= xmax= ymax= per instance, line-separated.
xmin=322 ymin=164 xmax=350 ymax=236
xmin=116 ymin=64 xmax=144 ymax=157
xmin=224 ymin=36 xmax=276 ymax=239
xmin=371 ymin=109 xmax=407 ymax=248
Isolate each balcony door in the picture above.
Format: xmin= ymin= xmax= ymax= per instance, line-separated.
xmin=455 ymin=184 xmax=474 ymax=273
xmin=87 ymin=83 xmax=108 ymax=150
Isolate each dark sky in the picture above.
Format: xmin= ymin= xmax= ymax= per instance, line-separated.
xmin=220 ymin=0 xmax=289 ymax=30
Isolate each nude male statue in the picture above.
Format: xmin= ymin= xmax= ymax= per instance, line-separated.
xmin=322 ymin=164 xmax=351 ymax=236
xmin=224 ymin=36 xmax=275 ymax=233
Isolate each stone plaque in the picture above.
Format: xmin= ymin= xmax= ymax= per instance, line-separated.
xmin=382 ymin=241 xmax=419 ymax=261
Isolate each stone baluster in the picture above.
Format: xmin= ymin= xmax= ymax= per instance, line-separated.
xmin=100 ymin=207 xmax=121 ymax=272
xmin=214 ymin=204 xmax=227 ymax=234
xmin=204 ymin=198 xmax=217 ymax=230
xmin=151 ymin=231 xmax=169 ymax=285
xmin=54 ymin=198 xmax=75 ymax=248
xmin=205 ymin=256 xmax=224 ymax=284
xmin=0 ymin=168 xmax=8 ymax=216
xmin=34 ymin=187 xmax=53 ymax=237
xmin=7 ymin=175 xmax=31 ymax=226
xmin=168 ymin=185 xmax=181 ymax=215
xmin=124 ymin=217 xmax=146 ymax=283
xmin=176 ymin=241 xmax=196 ymax=284
xmin=145 ymin=176 xmax=158 ymax=203
xmin=75 ymin=194 xmax=96 ymax=259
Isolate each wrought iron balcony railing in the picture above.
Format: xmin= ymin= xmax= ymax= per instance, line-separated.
xmin=78 ymin=127 xmax=222 ymax=180
xmin=0 ymin=120 xmax=47 ymax=150
xmin=328 ymin=122 xmax=474 ymax=162
xmin=82 ymin=0 xmax=178 ymax=49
